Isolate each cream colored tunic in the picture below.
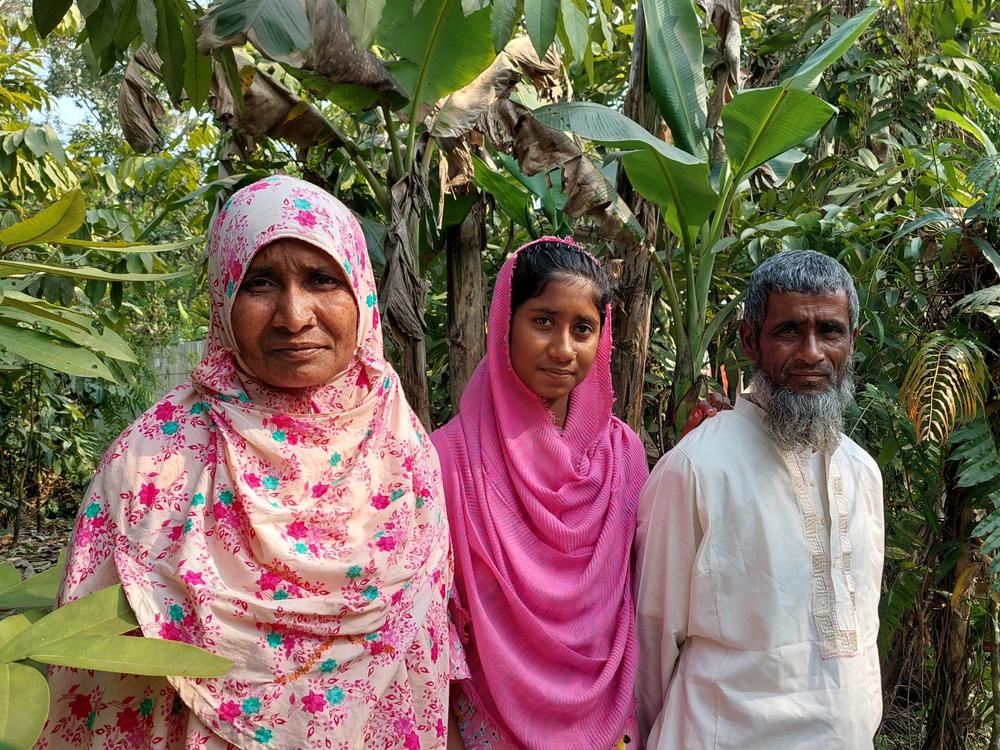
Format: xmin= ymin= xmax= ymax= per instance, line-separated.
xmin=635 ymin=397 xmax=884 ymax=750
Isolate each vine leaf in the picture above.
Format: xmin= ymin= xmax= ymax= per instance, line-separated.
xmin=899 ymin=333 xmax=987 ymax=444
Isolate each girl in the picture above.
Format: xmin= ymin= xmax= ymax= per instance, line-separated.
xmin=432 ymin=238 xmax=649 ymax=750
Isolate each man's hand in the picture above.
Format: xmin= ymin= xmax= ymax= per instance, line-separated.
xmin=681 ymin=392 xmax=732 ymax=438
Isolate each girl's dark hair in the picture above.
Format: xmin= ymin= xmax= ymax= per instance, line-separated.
xmin=510 ymin=240 xmax=612 ymax=325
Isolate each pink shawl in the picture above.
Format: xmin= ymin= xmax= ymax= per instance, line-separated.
xmin=61 ymin=176 xmax=451 ymax=749
xmin=431 ymin=239 xmax=648 ymax=749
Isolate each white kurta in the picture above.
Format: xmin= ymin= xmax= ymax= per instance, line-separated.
xmin=635 ymin=397 xmax=884 ymax=750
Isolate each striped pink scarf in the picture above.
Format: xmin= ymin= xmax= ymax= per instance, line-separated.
xmin=432 ymin=239 xmax=648 ymax=749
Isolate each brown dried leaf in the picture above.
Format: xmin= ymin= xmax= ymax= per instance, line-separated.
xmin=197 ymin=0 xmax=404 ymax=104
xmin=482 ymin=100 xmax=643 ymax=245
xmin=117 ymin=58 xmax=166 ymax=153
xmin=430 ymin=37 xmax=563 ymax=139
xmin=208 ymin=53 xmax=338 ymax=150
xmin=696 ymin=0 xmax=742 ymax=88
xmin=380 ymin=174 xmax=430 ymax=341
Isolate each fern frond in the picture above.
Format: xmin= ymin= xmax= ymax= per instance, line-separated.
xmin=954 ymin=284 xmax=1000 ymax=321
xmin=899 ymin=333 xmax=987 ymax=444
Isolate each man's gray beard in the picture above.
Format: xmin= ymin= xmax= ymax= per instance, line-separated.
xmin=748 ymin=362 xmax=856 ymax=454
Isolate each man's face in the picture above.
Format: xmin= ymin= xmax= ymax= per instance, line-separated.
xmin=741 ymin=290 xmax=856 ymax=393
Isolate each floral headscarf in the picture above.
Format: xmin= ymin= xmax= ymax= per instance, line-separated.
xmin=58 ymin=175 xmax=451 ymax=749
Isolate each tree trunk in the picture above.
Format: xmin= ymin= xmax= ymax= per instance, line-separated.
xmin=381 ymin=175 xmax=432 ymax=428
xmin=612 ymin=0 xmax=660 ymax=435
xmin=444 ymin=197 xmax=487 ymax=414
xmin=922 ymin=479 xmax=976 ymax=750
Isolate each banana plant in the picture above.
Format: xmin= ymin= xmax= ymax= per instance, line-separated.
xmin=0 ymin=559 xmax=231 ymax=749
xmin=533 ymin=1 xmax=879 ymax=436
xmin=0 ymin=189 xmax=195 ymax=382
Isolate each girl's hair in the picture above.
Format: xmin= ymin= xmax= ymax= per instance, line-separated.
xmin=510 ymin=240 xmax=613 ymax=326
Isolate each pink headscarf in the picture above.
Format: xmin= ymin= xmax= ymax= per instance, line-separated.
xmin=431 ymin=238 xmax=648 ymax=749
xmin=63 ymin=175 xmax=451 ymax=748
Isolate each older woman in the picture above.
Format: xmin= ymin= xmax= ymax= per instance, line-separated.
xmin=39 ymin=176 xmax=451 ymax=749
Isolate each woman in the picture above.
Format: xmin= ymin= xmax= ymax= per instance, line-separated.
xmin=432 ymin=238 xmax=649 ymax=750
xmin=39 ymin=175 xmax=451 ymax=749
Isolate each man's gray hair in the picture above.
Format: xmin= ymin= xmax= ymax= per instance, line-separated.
xmin=743 ymin=250 xmax=859 ymax=338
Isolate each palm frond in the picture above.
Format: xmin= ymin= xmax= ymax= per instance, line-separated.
xmin=954 ymin=284 xmax=1000 ymax=321
xmin=899 ymin=333 xmax=987 ymax=444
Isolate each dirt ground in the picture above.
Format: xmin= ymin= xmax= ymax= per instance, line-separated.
xmin=0 ymin=517 xmax=74 ymax=577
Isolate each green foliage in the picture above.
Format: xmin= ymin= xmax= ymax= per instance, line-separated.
xmin=0 ymin=569 xmax=230 ymax=750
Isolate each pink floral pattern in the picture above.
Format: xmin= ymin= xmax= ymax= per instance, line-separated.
xmin=40 ymin=176 xmax=451 ymax=749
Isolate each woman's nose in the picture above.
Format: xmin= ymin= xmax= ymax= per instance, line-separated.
xmin=274 ymin=290 xmax=315 ymax=331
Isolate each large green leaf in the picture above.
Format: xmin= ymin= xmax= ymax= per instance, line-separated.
xmin=0 ymin=190 xmax=84 ymax=250
xmin=0 ymin=567 xmax=19 ymax=597
xmin=0 ymin=259 xmax=189 ymax=282
xmin=0 ymin=297 xmax=136 ymax=363
xmin=155 ymin=0 xmax=187 ymax=104
xmin=0 ymin=617 xmax=30 ymax=650
xmin=490 ymin=0 xmax=520 ymax=51
xmin=471 ymin=154 xmax=532 ymax=227
xmin=346 ymin=0 xmax=385 ymax=49
xmin=377 ymin=0 xmax=496 ymax=106
xmin=782 ymin=4 xmax=879 ymax=92
xmin=644 ymin=0 xmax=708 ymax=157
xmin=0 ymin=585 xmax=137 ymax=663
xmin=202 ymin=0 xmax=311 ymax=62
xmin=0 ymin=324 xmax=116 ymax=381
xmin=33 ymin=0 xmax=73 ymax=37
xmin=55 ymin=237 xmax=201 ymax=253
xmin=0 ymin=554 xmax=65 ymax=611
xmin=935 ymin=107 xmax=997 ymax=155
xmin=29 ymin=635 xmax=232 ymax=677
xmin=722 ymin=86 xmax=835 ymax=180
xmin=523 ymin=0 xmax=558 ymax=58
xmin=533 ymin=101 xmax=716 ymax=239
xmin=0 ymin=663 xmax=49 ymax=750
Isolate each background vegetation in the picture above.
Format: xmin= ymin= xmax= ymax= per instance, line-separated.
xmin=1 ymin=0 xmax=999 ymax=747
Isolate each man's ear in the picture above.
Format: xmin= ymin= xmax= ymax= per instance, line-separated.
xmin=740 ymin=320 xmax=759 ymax=365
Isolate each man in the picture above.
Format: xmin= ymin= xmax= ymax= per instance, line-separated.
xmin=635 ymin=250 xmax=884 ymax=749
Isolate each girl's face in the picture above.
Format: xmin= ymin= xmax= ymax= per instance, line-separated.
xmin=509 ymin=274 xmax=602 ymax=427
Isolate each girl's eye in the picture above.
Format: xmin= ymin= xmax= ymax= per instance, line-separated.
xmin=574 ymin=324 xmax=594 ymax=336
xmin=534 ymin=316 xmax=552 ymax=327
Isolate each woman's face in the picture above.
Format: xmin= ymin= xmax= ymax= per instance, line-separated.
xmin=509 ymin=274 xmax=602 ymax=425
xmin=231 ymin=238 xmax=359 ymax=389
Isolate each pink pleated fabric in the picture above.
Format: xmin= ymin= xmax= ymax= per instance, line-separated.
xmin=431 ymin=238 xmax=649 ymax=750
xmin=40 ymin=175 xmax=451 ymax=749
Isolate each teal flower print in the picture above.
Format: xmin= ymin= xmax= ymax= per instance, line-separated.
xmin=242 ymin=697 xmax=261 ymax=715
xmin=85 ymin=710 xmax=96 ymax=729
xmin=271 ymin=430 xmax=287 ymax=443
xmin=390 ymin=489 xmax=404 ymax=502
xmin=183 ymin=518 xmax=193 ymax=533
xmin=189 ymin=401 xmax=209 ymax=415
xmin=169 ymin=604 xmax=185 ymax=622
xmin=330 ymin=452 xmax=341 ymax=467
xmin=415 ymin=498 xmax=425 ymax=509
xmin=365 ymin=293 xmax=376 ymax=308
xmin=191 ymin=493 xmax=206 ymax=507
xmin=219 ymin=490 xmax=234 ymax=506
xmin=362 ymin=586 xmax=378 ymax=601
xmin=273 ymin=589 xmax=289 ymax=600
xmin=266 ymin=632 xmax=282 ymax=648
xmin=262 ymin=476 xmax=279 ymax=491
xmin=320 ymin=659 xmax=337 ymax=673
xmin=255 ymin=728 xmax=273 ymax=744
xmin=226 ymin=280 xmax=235 ymax=297
xmin=325 ymin=687 xmax=344 ymax=705
xmin=295 ymin=542 xmax=308 ymax=554
xmin=139 ymin=697 xmax=154 ymax=717
xmin=84 ymin=502 xmax=101 ymax=519
xmin=161 ymin=421 xmax=179 ymax=435
xmin=343 ymin=259 xmax=352 ymax=277
xmin=364 ymin=632 xmax=378 ymax=641
xmin=346 ymin=565 xmax=362 ymax=578
xmin=293 ymin=198 xmax=312 ymax=210
xmin=237 ymin=392 xmax=251 ymax=403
